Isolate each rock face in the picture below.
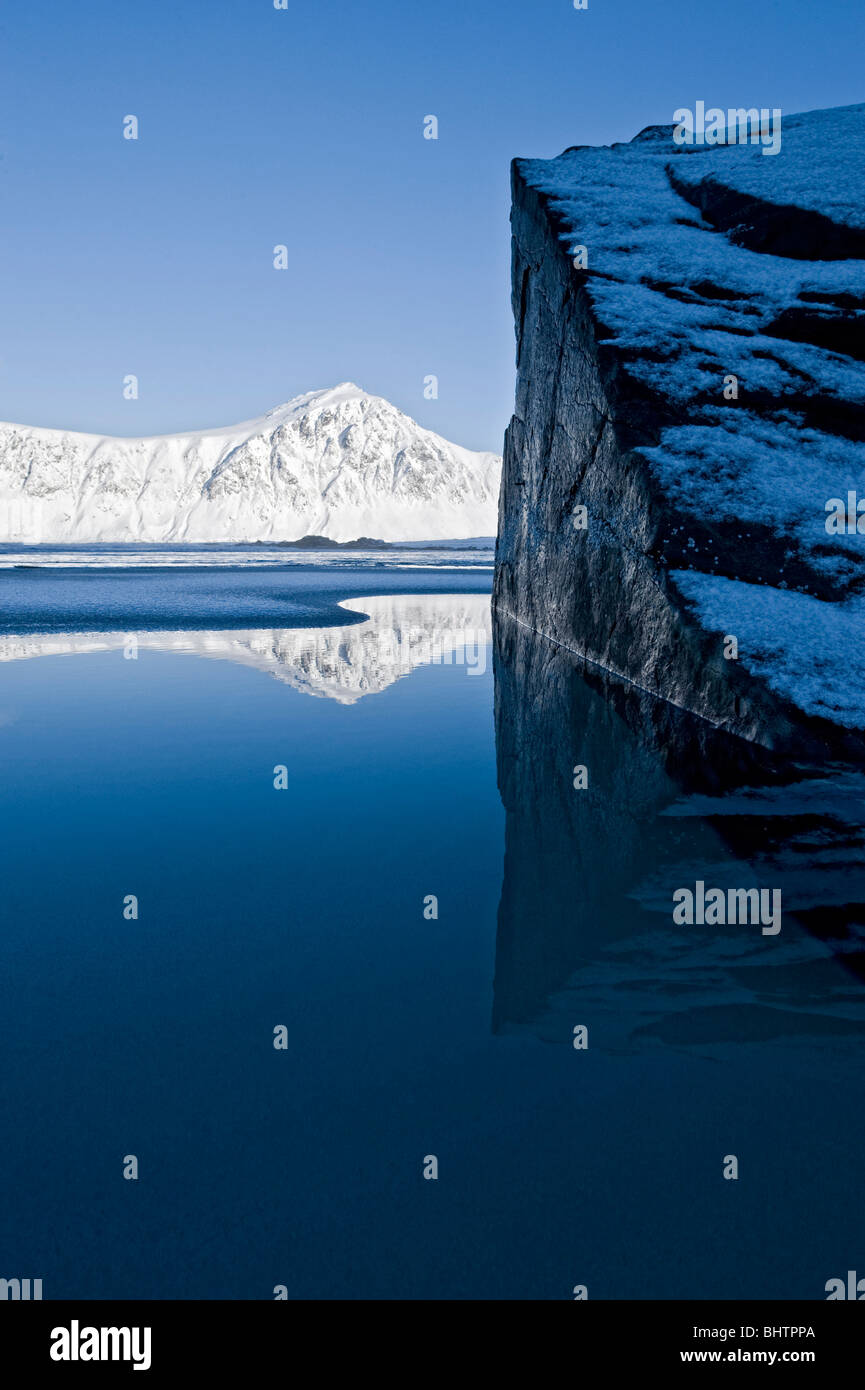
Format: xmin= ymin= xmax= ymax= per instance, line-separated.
xmin=0 ymin=384 xmax=501 ymax=544
xmin=493 ymin=103 xmax=865 ymax=749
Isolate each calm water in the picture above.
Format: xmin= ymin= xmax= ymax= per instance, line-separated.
xmin=1 ymin=555 xmax=863 ymax=1299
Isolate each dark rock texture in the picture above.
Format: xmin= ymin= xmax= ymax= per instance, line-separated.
xmin=493 ymin=103 xmax=865 ymax=750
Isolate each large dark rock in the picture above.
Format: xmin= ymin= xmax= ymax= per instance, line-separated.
xmin=493 ymin=103 xmax=865 ymax=751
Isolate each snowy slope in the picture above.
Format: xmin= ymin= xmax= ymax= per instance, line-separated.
xmin=0 ymin=384 xmax=502 ymax=543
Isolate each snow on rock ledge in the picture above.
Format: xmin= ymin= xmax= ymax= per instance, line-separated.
xmin=493 ymin=103 xmax=865 ymax=747
xmin=0 ymin=384 xmax=501 ymax=544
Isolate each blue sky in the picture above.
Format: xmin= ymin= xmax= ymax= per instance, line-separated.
xmin=1 ymin=0 xmax=861 ymax=452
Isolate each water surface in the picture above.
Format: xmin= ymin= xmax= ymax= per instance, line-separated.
xmin=1 ymin=557 xmax=862 ymax=1299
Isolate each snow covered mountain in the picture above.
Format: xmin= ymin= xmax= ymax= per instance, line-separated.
xmin=0 ymin=384 xmax=502 ymax=543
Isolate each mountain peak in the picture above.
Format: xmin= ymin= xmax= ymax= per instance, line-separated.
xmin=264 ymin=382 xmax=371 ymax=419
xmin=0 ymin=386 xmax=502 ymax=544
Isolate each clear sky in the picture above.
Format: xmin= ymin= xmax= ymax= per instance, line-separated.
xmin=1 ymin=0 xmax=861 ymax=452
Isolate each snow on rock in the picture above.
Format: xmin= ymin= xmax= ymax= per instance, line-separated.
xmin=494 ymin=103 xmax=865 ymax=747
xmin=667 ymin=103 xmax=865 ymax=249
xmin=671 ymin=572 xmax=865 ymax=730
xmin=0 ymin=384 xmax=501 ymax=543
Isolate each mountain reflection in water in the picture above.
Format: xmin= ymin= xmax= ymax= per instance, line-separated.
xmin=0 ymin=595 xmax=492 ymax=704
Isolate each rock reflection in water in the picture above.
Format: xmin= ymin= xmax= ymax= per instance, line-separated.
xmin=492 ymin=611 xmax=865 ymax=1052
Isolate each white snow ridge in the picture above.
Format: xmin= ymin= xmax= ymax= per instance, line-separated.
xmin=0 ymin=384 xmax=502 ymax=543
